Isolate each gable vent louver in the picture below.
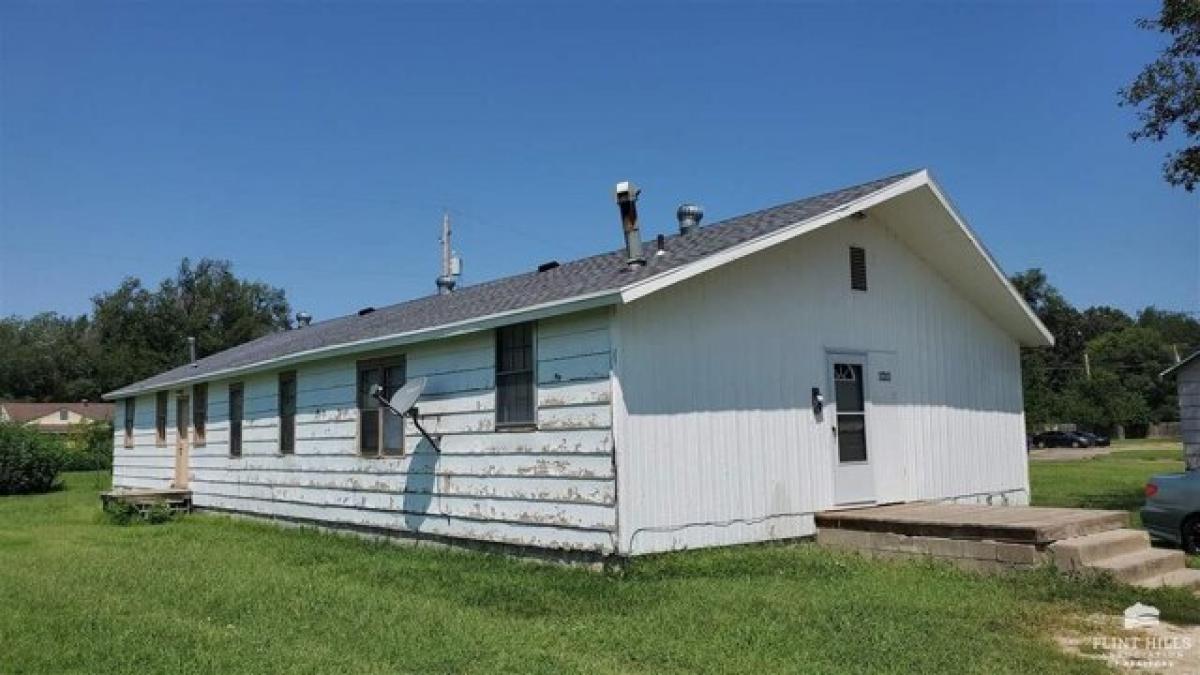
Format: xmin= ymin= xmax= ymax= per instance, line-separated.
xmin=849 ymin=246 xmax=867 ymax=291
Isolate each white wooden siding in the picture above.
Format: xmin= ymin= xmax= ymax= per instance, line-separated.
xmin=613 ymin=211 xmax=1029 ymax=555
xmin=111 ymin=394 xmax=176 ymax=489
xmin=112 ymin=309 xmax=617 ymax=553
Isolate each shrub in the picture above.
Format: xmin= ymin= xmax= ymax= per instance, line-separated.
xmin=0 ymin=423 xmax=68 ymax=495
xmin=65 ymin=421 xmax=114 ymax=471
xmin=103 ymin=499 xmax=177 ymax=526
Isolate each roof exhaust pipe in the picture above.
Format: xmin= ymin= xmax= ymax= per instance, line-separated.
xmin=677 ymin=203 xmax=703 ymax=235
xmin=614 ymin=181 xmax=645 ymax=267
xmin=187 ymin=336 xmax=197 ymax=366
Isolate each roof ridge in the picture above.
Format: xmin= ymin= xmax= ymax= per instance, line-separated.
xmin=105 ymin=170 xmax=921 ymax=397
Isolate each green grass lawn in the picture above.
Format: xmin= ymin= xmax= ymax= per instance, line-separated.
xmin=3 ymin=472 xmax=1200 ymax=673
xmin=1029 ymin=438 xmax=1186 ymax=522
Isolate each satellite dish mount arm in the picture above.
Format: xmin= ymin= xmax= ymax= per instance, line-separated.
xmin=371 ymin=384 xmax=441 ymax=453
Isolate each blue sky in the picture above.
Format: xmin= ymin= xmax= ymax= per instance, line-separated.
xmin=1 ymin=1 xmax=1196 ymax=321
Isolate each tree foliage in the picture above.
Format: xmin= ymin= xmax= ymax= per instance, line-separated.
xmin=1119 ymin=0 xmax=1200 ymax=191
xmin=0 ymin=258 xmax=290 ymax=401
xmin=1013 ymin=268 xmax=1200 ymax=432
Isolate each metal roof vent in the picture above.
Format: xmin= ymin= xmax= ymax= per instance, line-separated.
xmin=537 ymin=261 xmax=560 ymax=273
xmin=677 ymin=203 xmax=703 ymax=235
xmin=614 ymin=181 xmax=645 ymax=267
xmin=358 ymin=306 xmax=376 ymax=317
xmin=296 ymin=311 xmax=312 ymax=327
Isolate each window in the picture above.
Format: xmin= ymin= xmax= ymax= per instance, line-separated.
xmin=496 ymin=322 xmax=536 ymax=428
xmin=357 ymin=356 xmax=405 ymax=456
xmin=192 ymin=383 xmax=207 ymax=446
xmin=123 ymin=399 xmax=135 ymax=448
xmin=59 ymin=409 xmax=68 ymax=421
xmin=229 ymin=383 xmax=244 ymax=458
xmin=849 ymin=246 xmax=868 ymax=291
xmin=279 ymin=372 xmax=296 ymax=455
xmin=155 ymin=391 xmax=168 ymax=446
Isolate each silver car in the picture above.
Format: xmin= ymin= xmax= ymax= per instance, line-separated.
xmin=1141 ymin=472 xmax=1200 ymax=553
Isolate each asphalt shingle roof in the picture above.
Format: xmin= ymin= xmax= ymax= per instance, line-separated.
xmin=106 ymin=171 xmax=916 ymax=397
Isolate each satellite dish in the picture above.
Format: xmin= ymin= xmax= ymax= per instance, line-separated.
xmin=388 ymin=377 xmax=427 ymax=414
xmin=369 ymin=377 xmax=440 ymax=453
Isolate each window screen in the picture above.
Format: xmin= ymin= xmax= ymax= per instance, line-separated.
xmin=357 ymin=357 xmax=405 ymax=456
xmin=279 ymin=372 xmax=296 ymax=455
xmin=229 ymin=383 xmax=243 ymax=458
xmin=496 ymin=322 xmax=535 ymax=427
xmin=124 ymin=398 xmax=135 ymax=448
xmin=850 ymin=246 xmax=867 ymax=291
xmin=155 ymin=391 xmax=168 ymax=446
xmin=192 ymin=383 xmax=207 ymax=446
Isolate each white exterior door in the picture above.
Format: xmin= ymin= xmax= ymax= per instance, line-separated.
xmin=829 ymin=354 xmax=875 ymax=505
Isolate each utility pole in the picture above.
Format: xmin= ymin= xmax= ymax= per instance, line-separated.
xmin=1083 ymin=351 xmax=1092 ymax=381
xmin=1173 ymin=343 xmax=1182 ymax=364
xmin=435 ymin=211 xmax=460 ymax=295
xmin=441 ymin=211 xmax=451 ymax=281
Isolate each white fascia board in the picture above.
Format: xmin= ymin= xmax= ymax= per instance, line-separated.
xmin=101 ymin=290 xmax=621 ymax=400
xmin=618 ymin=171 xmax=930 ymax=304
xmin=921 ymin=173 xmax=1055 ymax=347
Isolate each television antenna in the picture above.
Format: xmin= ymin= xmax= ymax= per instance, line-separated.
xmin=370 ymin=377 xmax=440 ymax=452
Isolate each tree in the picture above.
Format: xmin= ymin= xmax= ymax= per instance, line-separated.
xmin=1119 ymin=0 xmax=1200 ymax=191
xmin=0 ymin=258 xmax=291 ymax=401
xmin=90 ymin=258 xmax=291 ymax=394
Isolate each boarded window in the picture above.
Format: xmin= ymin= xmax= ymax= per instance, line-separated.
xmin=357 ymin=356 xmax=405 ymax=457
xmin=229 ymin=383 xmax=244 ymax=458
xmin=192 ymin=383 xmax=207 ymax=446
xmin=496 ymin=322 xmax=536 ymax=428
xmin=123 ymin=399 xmax=135 ymax=448
xmin=849 ymin=246 xmax=867 ymax=291
xmin=155 ymin=391 xmax=168 ymax=446
xmin=279 ymin=372 xmax=296 ymax=455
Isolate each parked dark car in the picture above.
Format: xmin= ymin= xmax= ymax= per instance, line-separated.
xmin=1076 ymin=431 xmax=1110 ymax=447
xmin=1030 ymin=431 xmax=1093 ymax=449
xmin=1142 ymin=472 xmax=1200 ymax=553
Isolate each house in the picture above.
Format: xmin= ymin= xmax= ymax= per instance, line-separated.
xmin=0 ymin=401 xmax=114 ymax=434
xmin=102 ymin=170 xmax=1053 ymax=558
xmin=1161 ymin=352 xmax=1200 ymax=470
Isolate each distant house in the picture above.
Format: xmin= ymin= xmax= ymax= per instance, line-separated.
xmin=1162 ymin=352 xmax=1200 ymax=470
xmin=102 ymin=170 xmax=1053 ymax=558
xmin=0 ymin=401 xmax=115 ymax=435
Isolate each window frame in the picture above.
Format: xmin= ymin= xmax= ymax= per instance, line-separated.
xmin=495 ymin=322 xmax=537 ymax=430
xmin=356 ymin=355 xmax=407 ymax=457
xmin=192 ymin=383 xmax=207 ymax=447
xmin=155 ymin=391 xmax=168 ymax=447
xmin=58 ymin=409 xmax=69 ymax=421
xmin=123 ymin=398 xmax=135 ymax=448
xmin=849 ymin=246 xmax=868 ymax=292
xmin=278 ymin=371 xmax=297 ymax=455
xmin=229 ymin=382 xmax=244 ymax=458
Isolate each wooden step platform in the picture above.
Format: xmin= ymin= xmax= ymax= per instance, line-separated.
xmin=101 ymin=488 xmax=192 ymax=514
xmin=815 ymin=502 xmax=1129 ymax=545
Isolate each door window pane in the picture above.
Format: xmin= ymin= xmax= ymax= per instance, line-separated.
xmin=837 ymin=416 xmax=868 ymax=462
xmin=834 ymin=362 xmax=867 ymax=463
xmin=833 ymin=363 xmax=864 ymax=412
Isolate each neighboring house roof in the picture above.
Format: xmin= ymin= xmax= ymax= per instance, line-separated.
xmin=0 ymin=401 xmax=115 ymax=424
xmin=1161 ymin=350 xmax=1200 ymax=379
xmin=103 ymin=169 xmax=1053 ymax=399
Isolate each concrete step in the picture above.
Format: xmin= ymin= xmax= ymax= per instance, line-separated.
xmin=1134 ymin=567 xmax=1200 ymax=591
xmin=1088 ymin=547 xmax=1186 ymax=583
xmin=1048 ymin=528 xmax=1151 ymax=572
